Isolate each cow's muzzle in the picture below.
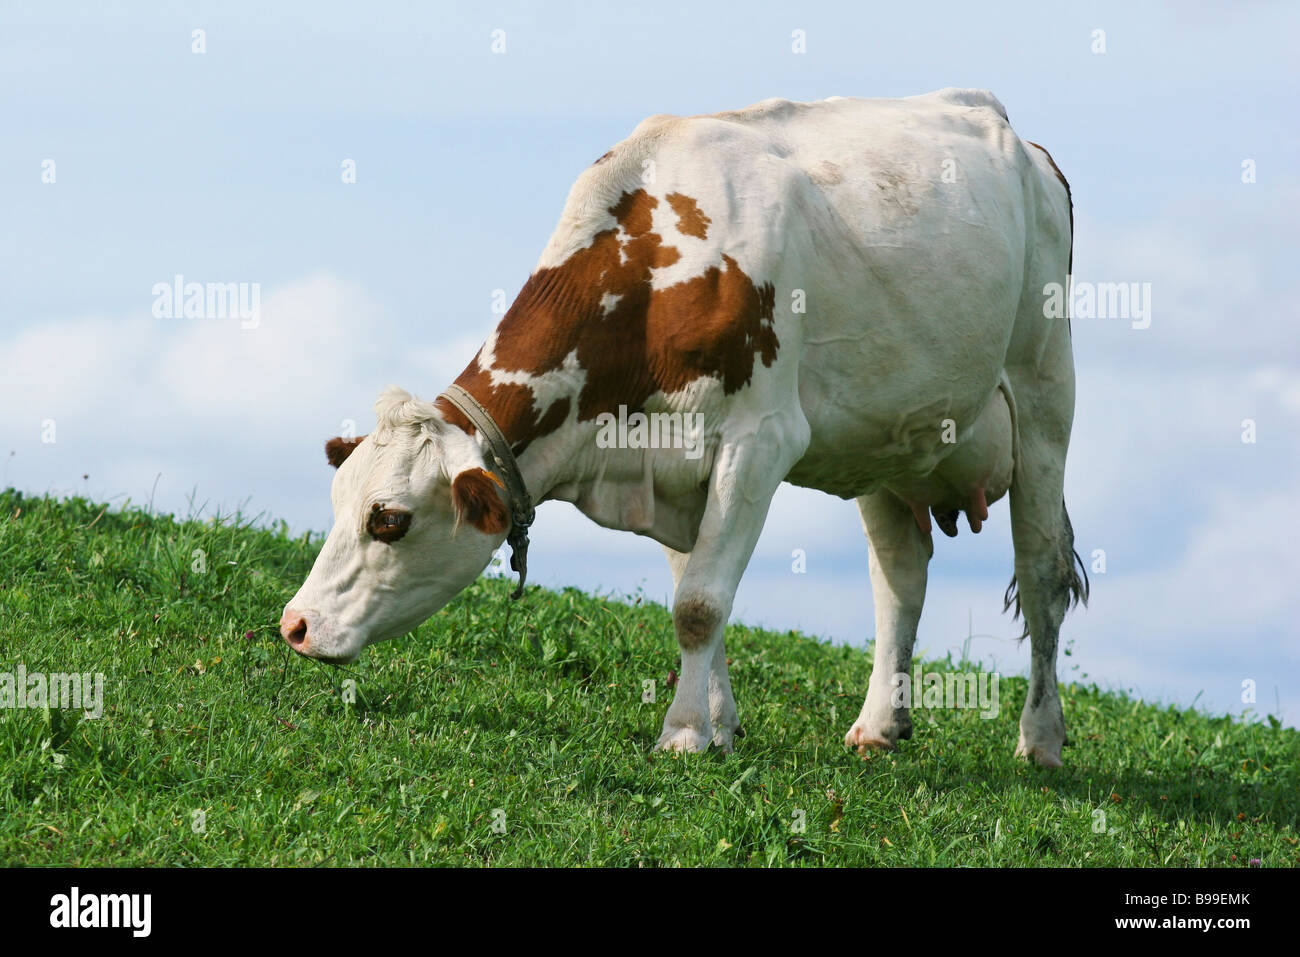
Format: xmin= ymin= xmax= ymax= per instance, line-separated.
xmin=279 ymin=608 xmax=354 ymax=664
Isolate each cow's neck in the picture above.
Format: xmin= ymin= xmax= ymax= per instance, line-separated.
xmin=528 ymin=423 xmax=709 ymax=554
xmin=434 ymin=358 xmax=709 ymax=554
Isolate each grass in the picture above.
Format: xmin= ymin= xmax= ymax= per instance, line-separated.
xmin=1 ymin=489 xmax=1296 ymax=867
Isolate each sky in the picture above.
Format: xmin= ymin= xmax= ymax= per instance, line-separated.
xmin=3 ymin=1 xmax=1298 ymax=727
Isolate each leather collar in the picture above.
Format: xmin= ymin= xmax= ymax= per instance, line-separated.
xmin=438 ymin=384 xmax=536 ymax=599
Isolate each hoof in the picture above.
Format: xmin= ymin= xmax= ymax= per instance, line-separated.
xmin=655 ymin=725 xmax=711 ymax=753
xmin=844 ymin=720 xmax=908 ymax=756
xmin=1017 ymin=709 xmax=1065 ymax=768
xmin=1014 ymin=741 xmax=1064 ymax=768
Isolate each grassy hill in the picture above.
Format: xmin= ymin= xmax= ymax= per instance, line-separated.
xmin=1 ymin=489 xmax=1296 ymax=867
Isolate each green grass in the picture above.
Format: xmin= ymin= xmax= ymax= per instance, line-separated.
xmin=1 ymin=489 xmax=1296 ymax=867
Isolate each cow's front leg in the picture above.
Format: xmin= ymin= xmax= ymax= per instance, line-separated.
xmin=656 ymin=597 xmax=730 ymax=753
xmin=662 ymin=547 xmax=740 ymax=751
xmin=845 ymin=489 xmax=933 ymax=754
xmin=656 ymin=420 xmax=808 ymax=753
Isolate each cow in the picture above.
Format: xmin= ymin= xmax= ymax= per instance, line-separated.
xmin=281 ymin=88 xmax=1087 ymax=767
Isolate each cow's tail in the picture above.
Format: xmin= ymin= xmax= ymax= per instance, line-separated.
xmin=1002 ymin=505 xmax=1090 ymax=641
xmin=998 ymin=371 xmax=1089 ymax=641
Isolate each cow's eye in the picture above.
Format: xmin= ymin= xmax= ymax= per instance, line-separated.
xmin=367 ymin=505 xmax=412 ymax=543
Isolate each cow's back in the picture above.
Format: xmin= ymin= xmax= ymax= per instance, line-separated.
xmin=527 ymin=90 xmax=1068 ymax=500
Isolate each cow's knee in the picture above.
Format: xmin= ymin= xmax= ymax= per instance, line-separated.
xmin=673 ymin=592 xmax=725 ymax=652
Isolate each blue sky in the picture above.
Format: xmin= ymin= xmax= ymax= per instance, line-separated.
xmin=3 ymin=1 xmax=1298 ymax=726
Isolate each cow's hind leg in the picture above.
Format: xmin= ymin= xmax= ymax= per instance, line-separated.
xmin=1004 ymin=142 xmax=1088 ymax=767
xmin=845 ymin=489 xmax=933 ymax=753
xmin=1004 ymin=402 xmax=1088 ymax=768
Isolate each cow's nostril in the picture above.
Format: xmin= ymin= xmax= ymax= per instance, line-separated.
xmin=281 ymin=615 xmax=309 ymax=649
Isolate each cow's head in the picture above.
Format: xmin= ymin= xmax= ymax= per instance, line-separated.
xmin=279 ymin=387 xmax=510 ymax=663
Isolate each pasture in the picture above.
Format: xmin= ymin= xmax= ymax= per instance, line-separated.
xmin=1 ymin=490 xmax=1296 ymax=867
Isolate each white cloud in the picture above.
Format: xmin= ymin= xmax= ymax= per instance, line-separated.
xmin=1071 ymin=195 xmax=1300 ymax=366
xmin=0 ymin=274 xmax=484 ymax=527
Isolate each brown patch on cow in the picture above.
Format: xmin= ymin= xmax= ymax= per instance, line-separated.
xmin=451 ymin=467 xmax=509 ymax=535
xmin=325 ymin=435 xmax=366 ymax=468
xmin=608 ymin=188 xmax=662 ymax=239
xmin=666 ymin=192 xmax=711 ymax=239
xmin=673 ymin=596 xmax=722 ymax=651
xmin=441 ymin=189 xmax=779 ymax=451
xmin=648 ymin=254 xmax=778 ymax=395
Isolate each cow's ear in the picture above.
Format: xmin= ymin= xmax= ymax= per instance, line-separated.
xmin=451 ymin=467 xmax=509 ymax=535
xmin=325 ymin=436 xmax=366 ymax=468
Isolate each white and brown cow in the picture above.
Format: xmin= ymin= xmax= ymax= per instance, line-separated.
xmin=281 ymin=88 xmax=1087 ymax=766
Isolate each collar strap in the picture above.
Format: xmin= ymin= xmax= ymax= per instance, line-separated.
xmin=438 ymin=384 xmax=536 ymax=600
